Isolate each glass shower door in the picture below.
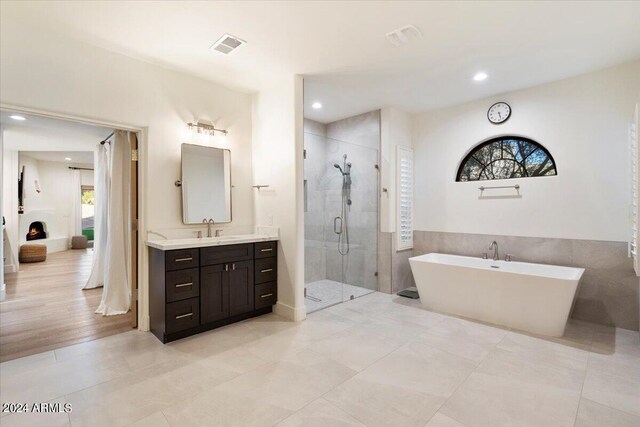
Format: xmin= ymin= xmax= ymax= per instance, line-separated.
xmin=304 ymin=132 xmax=378 ymax=312
xmin=324 ymin=136 xmax=378 ymax=303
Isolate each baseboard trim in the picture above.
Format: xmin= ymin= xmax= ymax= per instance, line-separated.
xmin=139 ymin=315 xmax=150 ymax=332
xmin=274 ymin=301 xmax=307 ymax=322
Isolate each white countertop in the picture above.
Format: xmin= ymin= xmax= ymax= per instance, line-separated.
xmin=146 ymin=233 xmax=278 ymax=251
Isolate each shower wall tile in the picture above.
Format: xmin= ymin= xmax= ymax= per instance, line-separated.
xmin=305 ymin=243 xmax=326 ymax=284
xmin=326 ymin=110 xmax=381 ymax=151
xmin=304 ymin=118 xmax=327 ymax=137
xmin=411 ymin=231 xmax=639 ymax=331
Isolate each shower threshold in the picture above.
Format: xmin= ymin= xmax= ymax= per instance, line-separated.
xmin=304 ymin=279 xmax=374 ymax=313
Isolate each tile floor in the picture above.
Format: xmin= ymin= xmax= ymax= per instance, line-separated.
xmin=0 ymin=292 xmax=639 ymax=427
xmin=304 ymin=279 xmax=374 ymax=313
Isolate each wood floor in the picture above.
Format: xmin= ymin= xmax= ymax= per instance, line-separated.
xmin=0 ymin=249 xmax=132 ymax=362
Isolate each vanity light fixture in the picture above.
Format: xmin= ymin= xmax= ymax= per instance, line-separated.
xmin=9 ymin=114 xmax=26 ymax=121
xmin=187 ymin=122 xmax=228 ymax=137
xmin=312 ymin=102 xmax=322 ymax=109
xmin=473 ymin=72 xmax=488 ymax=82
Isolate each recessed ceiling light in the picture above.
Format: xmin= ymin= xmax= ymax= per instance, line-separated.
xmin=9 ymin=115 xmax=26 ymax=121
xmin=65 ymin=157 xmax=72 ymax=161
xmin=473 ymin=72 xmax=488 ymax=82
xmin=312 ymin=102 xmax=322 ymax=109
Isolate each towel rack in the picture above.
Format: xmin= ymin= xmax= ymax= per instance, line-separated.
xmin=478 ymin=184 xmax=520 ymax=191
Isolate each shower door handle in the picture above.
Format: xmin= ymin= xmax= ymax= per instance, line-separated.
xmin=333 ymin=216 xmax=343 ymax=234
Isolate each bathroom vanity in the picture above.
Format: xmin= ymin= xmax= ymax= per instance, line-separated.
xmin=148 ymin=238 xmax=277 ymax=343
xmin=147 ymin=142 xmax=278 ymax=343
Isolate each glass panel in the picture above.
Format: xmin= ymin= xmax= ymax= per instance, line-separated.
xmin=303 ymin=130 xmax=378 ymax=313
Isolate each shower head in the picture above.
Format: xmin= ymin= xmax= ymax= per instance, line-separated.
xmin=334 ymin=164 xmax=343 ymax=173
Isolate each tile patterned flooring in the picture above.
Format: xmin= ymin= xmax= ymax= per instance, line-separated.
xmin=0 ymin=292 xmax=639 ymax=426
xmin=304 ymin=279 xmax=374 ymax=313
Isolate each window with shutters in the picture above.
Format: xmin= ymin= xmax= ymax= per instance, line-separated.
xmin=397 ymin=146 xmax=413 ymax=250
xmin=457 ymin=136 xmax=557 ymax=182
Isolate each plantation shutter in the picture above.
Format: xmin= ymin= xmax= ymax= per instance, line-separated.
xmin=397 ymin=146 xmax=413 ymax=250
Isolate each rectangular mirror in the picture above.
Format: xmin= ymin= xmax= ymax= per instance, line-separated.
xmin=181 ymin=143 xmax=231 ymax=224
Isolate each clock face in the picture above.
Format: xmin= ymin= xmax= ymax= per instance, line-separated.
xmin=488 ymin=102 xmax=511 ymax=124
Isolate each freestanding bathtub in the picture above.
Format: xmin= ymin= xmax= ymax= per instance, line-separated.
xmin=409 ymin=253 xmax=584 ymax=337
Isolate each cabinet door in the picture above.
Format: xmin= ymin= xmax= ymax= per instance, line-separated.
xmin=228 ymin=260 xmax=254 ymax=316
xmin=201 ymin=264 xmax=229 ymax=323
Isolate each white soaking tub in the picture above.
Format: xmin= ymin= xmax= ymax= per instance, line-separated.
xmin=409 ymin=253 xmax=584 ymax=337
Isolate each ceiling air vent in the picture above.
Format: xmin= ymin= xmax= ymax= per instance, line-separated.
xmin=385 ymin=25 xmax=422 ymax=47
xmin=210 ymin=33 xmax=246 ymax=54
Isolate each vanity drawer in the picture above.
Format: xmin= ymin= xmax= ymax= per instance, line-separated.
xmin=255 ymin=282 xmax=277 ymax=309
xmin=255 ymin=257 xmax=277 ymax=284
xmin=166 ymin=297 xmax=200 ymax=334
xmin=201 ymin=243 xmax=253 ymax=266
xmin=165 ymin=248 xmax=199 ymax=271
xmin=254 ymin=241 xmax=277 ymax=259
xmin=166 ymin=268 xmax=199 ymax=303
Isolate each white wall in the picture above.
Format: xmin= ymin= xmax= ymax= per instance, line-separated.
xmin=0 ymin=20 xmax=254 ymax=233
xmin=413 ymin=61 xmax=640 ymax=242
xmin=0 ymin=124 xmax=4 ymax=300
xmin=380 ymin=107 xmax=413 ymax=234
xmin=0 ymin=21 xmax=254 ymax=329
xmin=17 ymin=155 xmax=93 ymax=240
xmin=2 ymin=149 xmax=19 ymax=271
xmin=252 ymin=75 xmax=305 ymax=321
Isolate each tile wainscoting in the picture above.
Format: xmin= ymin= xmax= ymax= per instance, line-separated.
xmin=407 ymin=231 xmax=639 ymax=331
xmin=378 ymin=232 xmax=416 ymax=295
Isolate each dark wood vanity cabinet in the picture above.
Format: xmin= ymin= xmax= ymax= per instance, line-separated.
xmin=149 ymin=241 xmax=277 ymax=343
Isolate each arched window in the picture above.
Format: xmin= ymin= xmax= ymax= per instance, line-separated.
xmin=456 ymin=136 xmax=557 ymax=182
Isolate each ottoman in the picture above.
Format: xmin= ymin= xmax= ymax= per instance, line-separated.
xmin=71 ymin=235 xmax=89 ymax=249
xmin=19 ymin=243 xmax=47 ymax=263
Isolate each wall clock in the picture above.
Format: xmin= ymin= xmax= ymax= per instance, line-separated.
xmin=487 ymin=102 xmax=511 ymax=124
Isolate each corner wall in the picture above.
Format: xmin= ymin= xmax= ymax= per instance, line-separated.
xmin=252 ymin=75 xmax=305 ymax=321
xmin=379 ymin=107 xmax=415 ymax=294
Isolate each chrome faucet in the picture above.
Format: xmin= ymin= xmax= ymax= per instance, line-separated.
xmin=489 ymin=241 xmax=499 ymax=261
xmin=203 ymin=218 xmax=215 ymax=237
xmin=215 ymin=229 xmax=223 ymax=238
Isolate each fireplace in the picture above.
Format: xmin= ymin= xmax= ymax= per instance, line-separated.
xmin=26 ymin=221 xmax=47 ymax=241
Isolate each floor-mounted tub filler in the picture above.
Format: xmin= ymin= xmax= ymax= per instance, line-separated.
xmin=409 ymin=253 xmax=584 ymax=337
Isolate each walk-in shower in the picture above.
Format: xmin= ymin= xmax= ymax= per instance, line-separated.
xmin=303 ymin=114 xmax=379 ymax=313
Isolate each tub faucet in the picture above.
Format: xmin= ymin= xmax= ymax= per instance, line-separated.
xmin=489 ymin=241 xmax=499 ymax=261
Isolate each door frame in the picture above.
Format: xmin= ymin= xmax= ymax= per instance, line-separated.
xmin=0 ymin=103 xmax=149 ymax=331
